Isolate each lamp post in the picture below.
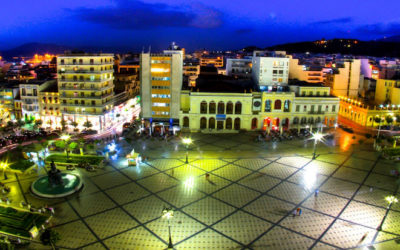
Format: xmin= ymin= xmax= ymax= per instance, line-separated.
xmin=312 ymin=132 xmax=324 ymax=159
xmin=182 ymin=138 xmax=192 ymax=164
xmin=377 ymin=195 xmax=398 ymax=232
xmin=0 ymin=162 xmax=8 ymax=180
xmin=162 ymin=207 xmax=174 ymax=249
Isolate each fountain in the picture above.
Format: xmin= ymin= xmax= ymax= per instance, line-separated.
xmin=31 ymin=161 xmax=83 ymax=198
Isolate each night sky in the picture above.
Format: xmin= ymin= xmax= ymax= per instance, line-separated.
xmin=1 ymin=0 xmax=399 ymax=51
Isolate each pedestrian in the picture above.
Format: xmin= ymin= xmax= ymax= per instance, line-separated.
xmin=205 ymin=173 xmax=210 ymax=180
xmin=315 ymin=189 xmax=319 ymax=197
xmin=369 ymin=187 xmax=373 ymax=192
xmin=296 ymin=207 xmax=300 ymax=215
xmin=299 ymin=208 xmax=302 ymax=216
xmin=292 ymin=210 xmax=296 ymax=217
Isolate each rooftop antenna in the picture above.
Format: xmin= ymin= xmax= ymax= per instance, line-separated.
xmin=148 ymin=46 xmax=151 ymax=53
xmin=142 ymin=46 xmax=144 ymax=53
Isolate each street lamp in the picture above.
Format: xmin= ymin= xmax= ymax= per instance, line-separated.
xmin=312 ymin=132 xmax=324 ymax=159
xmin=162 ymin=207 xmax=174 ymax=249
xmin=182 ymin=138 xmax=192 ymax=164
xmin=0 ymin=162 xmax=8 ymax=180
xmin=377 ymin=195 xmax=399 ymax=231
xmin=385 ymin=195 xmax=398 ymax=206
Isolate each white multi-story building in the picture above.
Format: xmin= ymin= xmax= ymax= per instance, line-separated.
xmin=226 ymin=58 xmax=252 ymax=78
xmin=252 ymin=51 xmax=289 ymax=89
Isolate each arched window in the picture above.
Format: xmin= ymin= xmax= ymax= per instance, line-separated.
xmin=234 ymin=118 xmax=241 ymax=130
xmin=217 ymin=102 xmax=225 ymax=114
xmin=226 ymin=102 xmax=233 ymax=114
xmin=251 ymin=118 xmax=258 ymax=129
xmin=265 ymin=100 xmax=271 ymax=112
xmin=183 ymin=117 xmax=189 ymax=128
xmin=293 ymin=117 xmax=299 ymax=125
xmin=308 ymin=117 xmax=314 ymax=124
xmin=235 ymin=102 xmax=242 ymax=114
xmin=209 ymin=117 xmax=216 ymax=129
xmin=315 ymin=117 xmax=321 ymax=124
xmin=226 ymin=118 xmax=232 ymax=129
xmin=274 ymin=100 xmax=282 ymax=110
xmin=209 ymin=101 xmax=216 ymax=114
xmin=301 ymin=117 xmax=307 ymax=125
xmin=284 ymin=100 xmax=290 ymax=112
xmin=200 ymin=117 xmax=207 ymax=129
xmin=200 ymin=101 xmax=207 ymax=114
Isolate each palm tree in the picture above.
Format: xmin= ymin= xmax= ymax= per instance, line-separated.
xmin=60 ymin=119 xmax=67 ymax=131
xmin=71 ymin=121 xmax=79 ymax=132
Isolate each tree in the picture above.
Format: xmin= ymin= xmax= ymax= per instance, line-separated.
xmin=374 ymin=117 xmax=382 ymax=124
xmin=23 ymin=143 xmax=43 ymax=158
xmin=71 ymin=121 xmax=78 ymax=130
xmin=386 ymin=116 xmax=394 ymax=124
xmin=35 ymin=119 xmax=43 ymax=127
xmin=83 ymin=120 xmax=93 ymax=130
xmin=17 ymin=119 xmax=25 ymax=128
xmin=54 ymin=140 xmax=66 ymax=150
xmin=60 ymin=119 xmax=67 ymax=131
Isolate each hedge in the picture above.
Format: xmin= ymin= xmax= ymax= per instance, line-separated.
xmin=45 ymin=153 xmax=104 ymax=165
xmin=8 ymin=160 xmax=35 ymax=171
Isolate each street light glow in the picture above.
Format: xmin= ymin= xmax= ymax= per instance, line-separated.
xmin=385 ymin=195 xmax=398 ymax=204
xmin=182 ymin=138 xmax=192 ymax=145
xmin=312 ymin=132 xmax=324 ymax=141
xmin=60 ymin=134 xmax=71 ymax=141
xmin=162 ymin=208 xmax=174 ymax=220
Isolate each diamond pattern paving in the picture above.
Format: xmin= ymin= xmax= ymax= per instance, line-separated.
xmin=7 ymin=133 xmax=399 ymax=249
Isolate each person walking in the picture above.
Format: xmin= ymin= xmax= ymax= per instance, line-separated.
xmin=315 ymin=189 xmax=319 ymax=197
xmin=299 ymin=208 xmax=302 ymax=216
xmin=296 ymin=207 xmax=300 ymax=215
xmin=292 ymin=210 xmax=296 ymax=217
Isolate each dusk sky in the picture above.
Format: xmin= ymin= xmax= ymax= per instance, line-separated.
xmin=1 ymin=0 xmax=400 ymax=51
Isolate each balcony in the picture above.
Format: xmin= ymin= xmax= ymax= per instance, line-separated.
xmin=59 ymin=85 xmax=113 ymax=91
xmin=58 ymin=62 xmax=113 ymax=66
xmin=58 ymin=77 xmax=113 ymax=83
xmin=59 ymin=69 xmax=114 ymax=74
xmin=60 ymin=92 xmax=114 ymax=100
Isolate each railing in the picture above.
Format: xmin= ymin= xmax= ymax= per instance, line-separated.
xmin=58 ymin=78 xmax=112 ymax=83
xmin=59 ymin=85 xmax=113 ymax=91
xmin=59 ymin=69 xmax=113 ymax=74
xmin=59 ymin=62 xmax=113 ymax=66
xmin=60 ymin=93 xmax=113 ymax=100
xmin=308 ymin=111 xmax=325 ymax=114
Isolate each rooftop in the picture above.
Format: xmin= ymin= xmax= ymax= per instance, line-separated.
xmin=186 ymin=73 xmax=258 ymax=93
xmin=41 ymin=81 xmax=58 ymax=92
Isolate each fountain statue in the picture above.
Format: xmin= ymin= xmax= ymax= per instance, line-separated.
xmin=48 ymin=161 xmax=63 ymax=186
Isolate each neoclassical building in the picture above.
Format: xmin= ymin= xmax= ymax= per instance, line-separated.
xmin=180 ymin=81 xmax=339 ymax=133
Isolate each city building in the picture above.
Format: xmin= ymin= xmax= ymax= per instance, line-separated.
xmin=226 ymin=58 xmax=252 ymax=79
xmin=374 ymin=77 xmax=400 ymax=105
xmin=339 ymin=96 xmax=400 ymax=127
xmin=0 ymin=82 xmax=20 ymax=123
xmin=38 ymin=82 xmax=61 ymax=130
xmin=252 ymin=51 xmax=290 ymax=89
xmin=179 ymin=72 xmax=339 ymax=132
xmin=289 ymin=57 xmax=325 ymax=83
xmin=140 ymin=51 xmax=183 ymax=133
xmin=200 ymin=55 xmax=224 ymax=68
xmin=325 ymin=59 xmax=362 ymax=97
xmin=183 ymin=61 xmax=200 ymax=87
xmin=57 ymin=53 xmax=115 ymax=131
xmin=19 ymin=79 xmax=54 ymax=121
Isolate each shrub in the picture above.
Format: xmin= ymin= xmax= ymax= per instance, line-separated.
xmin=45 ymin=153 xmax=104 ymax=165
xmin=365 ymin=133 xmax=372 ymax=139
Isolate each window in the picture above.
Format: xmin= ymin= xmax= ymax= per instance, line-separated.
xmin=60 ymin=59 xmax=64 ymax=64
xmin=200 ymin=117 xmax=207 ymax=129
xmin=183 ymin=117 xmax=189 ymax=128
xmin=81 ymin=100 xmax=84 ymax=105
xmin=33 ymin=89 xmax=37 ymax=96
xmin=273 ymin=70 xmax=278 ymax=74
xmin=73 ymin=59 xmax=77 ymax=64
xmin=234 ymin=118 xmax=241 ymax=130
xmin=296 ymin=105 xmax=300 ymax=112
xmin=90 ymin=67 xmax=94 ymax=72
xmin=74 ymin=92 xmax=78 ymax=97
xmin=79 ymin=59 xmax=83 ymax=64
xmin=235 ymin=102 xmax=242 ymax=114
xmin=21 ymin=88 xmax=26 ymax=96
xmin=284 ymin=100 xmax=290 ymax=112
xmin=209 ymin=102 xmax=216 ymax=114
xmin=332 ymin=105 xmax=336 ymax=112
xmin=200 ymin=101 xmax=207 ymax=114
xmin=80 ymin=92 xmax=84 ymax=97
xmin=75 ymin=100 xmax=78 ymax=104
xmin=90 ymin=59 xmax=94 ymax=64
xmin=304 ymin=105 xmax=307 ymax=112
xmin=302 ymin=91 xmax=306 ymax=96
xmin=251 ymin=118 xmax=258 ymax=129
xmin=311 ymin=105 xmax=315 ymax=112
xmin=63 ymin=100 xmax=66 ymax=104
xmin=217 ymin=102 xmax=225 ymax=114
xmin=209 ymin=118 xmax=216 ymax=129
xmin=226 ymin=102 xmax=233 ymax=114
xmin=316 ymin=91 xmax=320 ymax=96
xmin=226 ymin=118 xmax=232 ymax=129
xmin=326 ymin=105 xmax=329 ymax=111
xmin=274 ymin=100 xmax=282 ymax=110
xmin=92 ymin=101 xmax=95 ymax=105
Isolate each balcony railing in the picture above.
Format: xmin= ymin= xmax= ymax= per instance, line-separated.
xmin=59 ymin=85 xmax=113 ymax=91
xmin=308 ymin=111 xmax=325 ymax=114
xmin=60 ymin=93 xmax=114 ymax=100
xmin=59 ymin=69 xmax=113 ymax=74
xmin=59 ymin=62 xmax=113 ymax=66
xmin=58 ymin=78 xmax=112 ymax=83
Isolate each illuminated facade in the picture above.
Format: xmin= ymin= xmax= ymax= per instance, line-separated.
xmin=325 ymin=59 xmax=361 ymax=97
xmin=38 ymin=83 xmax=61 ymax=130
xmin=57 ymin=53 xmax=114 ymax=131
xmin=226 ymin=58 xmax=252 ymax=79
xmin=200 ymin=56 xmax=224 ymax=68
xmin=252 ymin=51 xmax=289 ymax=87
xmin=375 ymin=78 xmax=400 ymax=105
xmin=180 ymin=84 xmax=339 ymax=132
xmin=0 ymin=83 xmax=19 ymax=123
xmin=289 ymin=57 xmax=325 ymax=83
xmin=339 ymin=97 xmax=400 ymax=127
xmin=19 ymin=80 xmax=54 ymax=121
xmin=140 ymin=52 xmax=183 ymax=131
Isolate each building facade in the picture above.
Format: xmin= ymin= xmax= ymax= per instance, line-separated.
xmin=180 ymin=85 xmax=339 ymax=133
xmin=200 ymin=56 xmax=224 ymax=68
xmin=325 ymin=59 xmax=361 ymax=97
xmin=226 ymin=58 xmax=252 ymax=79
xmin=38 ymin=83 xmax=61 ymax=130
xmin=140 ymin=52 xmax=183 ymax=132
xmin=252 ymin=51 xmax=290 ymax=88
xmin=19 ymin=80 xmax=53 ymax=121
xmin=57 ymin=53 xmax=115 ymax=131
xmin=375 ymin=79 xmax=400 ymax=105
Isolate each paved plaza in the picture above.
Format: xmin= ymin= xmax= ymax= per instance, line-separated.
xmin=3 ymin=131 xmax=400 ymax=249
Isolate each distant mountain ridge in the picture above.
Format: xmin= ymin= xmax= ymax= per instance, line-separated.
xmin=266 ymin=38 xmax=400 ymax=58
xmin=0 ymin=42 xmax=72 ymax=59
